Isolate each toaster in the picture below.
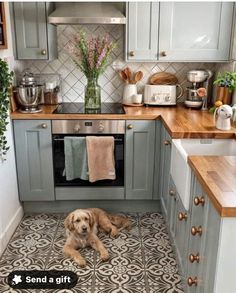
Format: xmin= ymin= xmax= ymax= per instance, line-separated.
xmin=144 ymin=85 xmax=183 ymax=106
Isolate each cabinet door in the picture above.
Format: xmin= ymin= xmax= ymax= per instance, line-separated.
xmin=159 ymin=124 xmax=172 ymax=215
xmin=12 ymin=2 xmax=48 ymax=59
xmin=159 ymin=2 xmax=234 ymax=61
xmin=127 ymin=2 xmax=159 ymax=61
xmin=14 ymin=120 xmax=54 ymax=201
xmin=125 ymin=120 xmax=155 ymax=199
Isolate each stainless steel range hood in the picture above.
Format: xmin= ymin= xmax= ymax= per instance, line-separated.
xmin=48 ymin=2 xmax=126 ymax=25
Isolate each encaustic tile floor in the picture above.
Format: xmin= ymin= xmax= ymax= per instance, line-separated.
xmin=0 ymin=213 xmax=185 ymax=293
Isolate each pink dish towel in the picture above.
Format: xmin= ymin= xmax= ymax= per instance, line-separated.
xmin=86 ymin=136 xmax=116 ymax=183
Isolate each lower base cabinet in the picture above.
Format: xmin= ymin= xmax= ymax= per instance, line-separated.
xmin=13 ymin=120 xmax=55 ymax=201
xmin=163 ymin=171 xmax=235 ymax=293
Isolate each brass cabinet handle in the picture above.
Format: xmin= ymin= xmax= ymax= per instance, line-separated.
xmin=187 ymin=277 xmax=198 ymax=286
xmin=178 ymin=212 xmax=187 ymax=221
xmin=161 ymin=51 xmax=167 ymax=57
xmin=164 ymin=140 xmax=171 ymax=146
xmin=194 ymin=196 xmax=205 ymax=206
xmin=191 ymin=226 xmax=202 ymax=236
xmin=129 ymin=51 xmax=135 ymax=57
xmin=127 ymin=124 xmax=133 ymax=130
xmin=41 ymin=123 xmax=47 ymax=129
xmin=189 ymin=253 xmax=200 ymax=263
xmin=41 ymin=49 xmax=47 ymax=55
xmin=169 ymin=189 xmax=176 ymax=196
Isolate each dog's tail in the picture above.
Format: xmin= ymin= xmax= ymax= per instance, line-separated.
xmin=108 ymin=214 xmax=132 ymax=232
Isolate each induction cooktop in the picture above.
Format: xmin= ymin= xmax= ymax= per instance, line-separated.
xmin=53 ymin=103 xmax=125 ymax=114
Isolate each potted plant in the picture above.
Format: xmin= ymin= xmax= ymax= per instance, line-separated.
xmin=214 ymin=71 xmax=236 ymax=104
xmin=66 ymin=31 xmax=116 ymax=110
xmin=0 ymin=58 xmax=13 ymax=161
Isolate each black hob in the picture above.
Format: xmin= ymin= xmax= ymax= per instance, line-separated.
xmin=53 ymin=103 xmax=125 ymax=114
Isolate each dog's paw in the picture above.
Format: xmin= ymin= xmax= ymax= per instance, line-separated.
xmin=111 ymin=227 xmax=119 ymax=238
xmin=74 ymin=256 xmax=86 ymax=267
xmin=101 ymin=250 xmax=110 ymax=261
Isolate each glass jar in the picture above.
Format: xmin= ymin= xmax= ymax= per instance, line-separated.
xmin=84 ymin=77 xmax=101 ymax=109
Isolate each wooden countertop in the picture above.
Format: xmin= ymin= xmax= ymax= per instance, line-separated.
xmin=10 ymin=104 xmax=236 ymax=139
xmin=188 ymin=156 xmax=236 ymax=217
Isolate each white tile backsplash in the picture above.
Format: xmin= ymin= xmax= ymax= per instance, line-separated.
xmin=19 ymin=24 xmax=219 ymax=103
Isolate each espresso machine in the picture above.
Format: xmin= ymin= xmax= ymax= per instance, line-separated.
xmin=185 ymin=70 xmax=213 ymax=109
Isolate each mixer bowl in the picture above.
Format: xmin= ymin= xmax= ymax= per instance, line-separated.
xmin=187 ymin=70 xmax=209 ymax=83
xmin=16 ymin=85 xmax=42 ymax=107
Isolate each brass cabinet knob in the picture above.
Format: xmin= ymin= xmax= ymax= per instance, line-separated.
xmin=178 ymin=212 xmax=187 ymax=221
xmin=41 ymin=49 xmax=47 ymax=55
xmin=127 ymin=124 xmax=133 ymax=130
xmin=169 ymin=189 xmax=176 ymax=196
xmin=191 ymin=226 xmax=202 ymax=236
xmin=41 ymin=123 xmax=47 ymax=129
xmin=189 ymin=253 xmax=200 ymax=263
xmin=194 ymin=196 xmax=205 ymax=206
xmin=161 ymin=51 xmax=167 ymax=57
xmin=187 ymin=277 xmax=198 ymax=287
xmin=164 ymin=140 xmax=171 ymax=146
xmin=129 ymin=51 xmax=135 ymax=57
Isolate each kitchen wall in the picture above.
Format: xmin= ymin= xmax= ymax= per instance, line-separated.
xmin=21 ymin=24 xmax=217 ymax=103
xmin=0 ymin=2 xmax=23 ymax=256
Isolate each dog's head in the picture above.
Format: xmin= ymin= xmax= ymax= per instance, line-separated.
xmin=216 ymin=105 xmax=233 ymax=119
xmin=64 ymin=209 xmax=94 ymax=236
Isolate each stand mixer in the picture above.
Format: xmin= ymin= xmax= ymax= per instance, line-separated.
xmin=185 ymin=70 xmax=213 ymax=109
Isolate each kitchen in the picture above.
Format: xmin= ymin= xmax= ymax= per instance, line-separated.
xmin=0 ymin=1 xmax=236 ymax=292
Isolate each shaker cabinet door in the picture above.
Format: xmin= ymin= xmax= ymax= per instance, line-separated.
xmin=13 ymin=120 xmax=55 ymax=201
xmin=127 ymin=2 xmax=159 ymax=61
xmin=125 ymin=120 xmax=155 ymax=199
xmin=12 ymin=2 xmax=48 ymax=59
xmin=159 ymin=2 xmax=234 ymax=61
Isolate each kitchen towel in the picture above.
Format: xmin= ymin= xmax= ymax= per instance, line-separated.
xmin=86 ymin=136 xmax=116 ymax=183
xmin=64 ymin=137 xmax=89 ymax=181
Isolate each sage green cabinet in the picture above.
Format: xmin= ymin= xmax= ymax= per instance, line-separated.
xmin=127 ymin=2 xmax=234 ymax=61
xmin=10 ymin=2 xmax=57 ymax=60
xmin=159 ymin=123 xmax=172 ymax=217
xmin=126 ymin=2 xmax=159 ymax=61
xmin=13 ymin=120 xmax=55 ymax=201
xmin=125 ymin=120 xmax=155 ymax=199
xmin=159 ymin=2 xmax=234 ymax=61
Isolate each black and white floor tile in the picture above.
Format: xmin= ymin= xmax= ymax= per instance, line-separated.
xmin=0 ymin=213 xmax=184 ymax=293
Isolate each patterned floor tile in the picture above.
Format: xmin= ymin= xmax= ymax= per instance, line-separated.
xmin=0 ymin=213 xmax=184 ymax=293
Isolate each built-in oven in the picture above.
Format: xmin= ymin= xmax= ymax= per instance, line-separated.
xmin=52 ymin=120 xmax=125 ymax=190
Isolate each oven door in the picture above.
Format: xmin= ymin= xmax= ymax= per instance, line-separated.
xmin=52 ymin=134 xmax=124 ymax=187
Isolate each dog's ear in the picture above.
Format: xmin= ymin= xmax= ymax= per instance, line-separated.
xmin=64 ymin=213 xmax=75 ymax=231
xmin=88 ymin=211 xmax=95 ymax=228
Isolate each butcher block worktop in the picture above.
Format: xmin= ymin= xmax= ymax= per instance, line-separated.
xmin=10 ymin=104 xmax=236 ymax=139
xmin=188 ymin=156 xmax=236 ymax=217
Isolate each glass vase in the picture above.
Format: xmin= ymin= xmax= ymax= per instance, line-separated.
xmin=84 ymin=77 xmax=101 ymax=109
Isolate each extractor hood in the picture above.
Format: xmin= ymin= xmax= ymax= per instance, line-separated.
xmin=48 ymin=2 xmax=126 ymax=25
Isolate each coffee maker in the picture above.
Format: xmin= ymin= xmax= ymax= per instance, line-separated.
xmin=185 ymin=70 xmax=213 ymax=109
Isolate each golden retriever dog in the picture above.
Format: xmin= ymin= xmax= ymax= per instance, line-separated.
xmin=63 ymin=208 xmax=131 ymax=267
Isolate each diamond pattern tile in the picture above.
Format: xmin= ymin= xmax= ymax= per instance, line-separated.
xmin=19 ymin=25 xmax=217 ymax=103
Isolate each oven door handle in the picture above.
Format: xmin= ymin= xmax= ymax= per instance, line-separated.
xmin=53 ymin=138 xmax=123 ymax=142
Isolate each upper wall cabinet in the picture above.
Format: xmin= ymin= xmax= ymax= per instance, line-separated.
xmin=127 ymin=2 xmax=159 ymax=61
xmin=159 ymin=2 xmax=235 ymax=61
xmin=10 ymin=2 xmax=57 ymax=60
xmin=126 ymin=2 xmax=235 ymax=62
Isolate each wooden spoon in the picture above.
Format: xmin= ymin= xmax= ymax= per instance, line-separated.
xmin=124 ymin=67 xmax=132 ymax=84
xmin=134 ymin=71 xmax=143 ymax=84
xmin=119 ymin=70 xmax=128 ymax=84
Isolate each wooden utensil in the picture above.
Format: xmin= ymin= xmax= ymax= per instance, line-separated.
xmin=134 ymin=71 xmax=143 ymax=83
xmin=119 ymin=70 xmax=129 ymax=84
xmin=149 ymin=72 xmax=178 ymax=85
xmin=124 ymin=67 xmax=132 ymax=84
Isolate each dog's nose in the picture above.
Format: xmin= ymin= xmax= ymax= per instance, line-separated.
xmin=82 ymin=226 xmax=87 ymax=232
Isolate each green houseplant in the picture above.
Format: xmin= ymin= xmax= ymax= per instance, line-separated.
xmin=0 ymin=58 xmax=13 ymax=161
xmin=66 ymin=31 xmax=116 ymax=110
xmin=214 ymin=72 xmax=236 ymax=104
